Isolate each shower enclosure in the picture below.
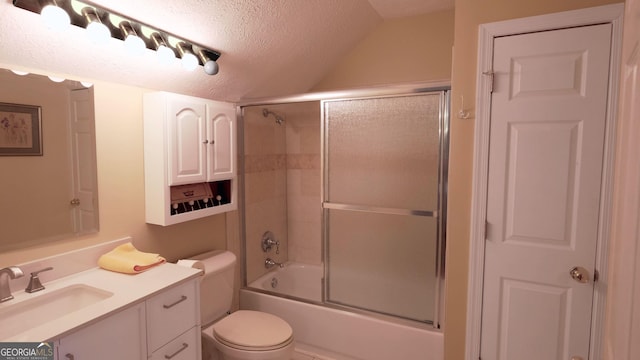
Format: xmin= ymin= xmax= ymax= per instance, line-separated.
xmin=240 ymin=87 xmax=449 ymax=328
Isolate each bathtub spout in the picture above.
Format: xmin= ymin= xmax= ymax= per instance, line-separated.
xmin=265 ymin=258 xmax=284 ymax=269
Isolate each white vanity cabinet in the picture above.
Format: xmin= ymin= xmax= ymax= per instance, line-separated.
xmin=144 ymin=92 xmax=237 ymax=226
xmin=55 ymin=278 xmax=201 ymax=360
xmin=57 ymin=302 xmax=147 ymax=360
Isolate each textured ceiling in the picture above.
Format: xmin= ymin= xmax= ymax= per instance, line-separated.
xmin=368 ymin=0 xmax=454 ymax=18
xmin=0 ymin=0 xmax=451 ymax=102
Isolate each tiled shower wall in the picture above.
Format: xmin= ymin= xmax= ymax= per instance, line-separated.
xmin=285 ymin=103 xmax=322 ymax=266
xmin=244 ymin=102 xmax=321 ymax=283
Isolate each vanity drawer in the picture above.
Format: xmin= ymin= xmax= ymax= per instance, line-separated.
xmin=146 ymin=279 xmax=199 ymax=351
xmin=150 ymin=326 xmax=200 ymax=360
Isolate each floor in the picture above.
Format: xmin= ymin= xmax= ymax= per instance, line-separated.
xmin=292 ymin=349 xmax=333 ymax=360
xmin=291 ymin=343 xmax=360 ymax=360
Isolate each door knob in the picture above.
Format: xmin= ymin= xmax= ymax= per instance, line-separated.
xmin=569 ymin=266 xmax=590 ymax=283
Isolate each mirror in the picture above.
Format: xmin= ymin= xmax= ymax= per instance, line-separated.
xmin=0 ymin=68 xmax=99 ymax=251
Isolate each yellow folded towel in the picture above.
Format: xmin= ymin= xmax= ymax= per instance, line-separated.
xmin=98 ymin=243 xmax=166 ymax=274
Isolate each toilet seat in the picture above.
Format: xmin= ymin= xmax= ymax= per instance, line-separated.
xmin=212 ymin=310 xmax=293 ymax=351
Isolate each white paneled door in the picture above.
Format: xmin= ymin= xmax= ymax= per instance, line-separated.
xmin=481 ymin=24 xmax=612 ymax=360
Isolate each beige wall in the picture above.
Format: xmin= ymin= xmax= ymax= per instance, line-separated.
xmin=446 ymin=1 xmax=622 ymax=359
xmin=313 ymin=9 xmax=454 ymax=91
xmin=0 ymin=77 xmax=229 ymax=267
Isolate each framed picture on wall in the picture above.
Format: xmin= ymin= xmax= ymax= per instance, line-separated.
xmin=0 ymin=102 xmax=42 ymax=156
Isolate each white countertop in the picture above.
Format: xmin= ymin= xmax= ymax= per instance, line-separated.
xmin=0 ymin=263 xmax=201 ymax=342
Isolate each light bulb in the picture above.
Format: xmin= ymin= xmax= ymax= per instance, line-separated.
xmin=181 ymin=52 xmax=198 ymax=71
xmin=203 ymin=60 xmax=219 ymax=75
xmin=124 ymin=34 xmax=145 ymax=56
xmin=157 ymin=45 xmax=175 ymax=65
xmin=119 ymin=21 xmax=145 ymax=56
xmin=87 ymin=21 xmax=110 ymax=44
xmin=41 ymin=4 xmax=70 ymax=31
xmin=80 ymin=81 xmax=93 ymax=88
xmin=11 ymin=70 xmax=29 ymax=76
xmin=177 ymin=42 xmax=198 ymax=71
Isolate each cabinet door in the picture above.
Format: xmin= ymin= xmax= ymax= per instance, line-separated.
xmin=57 ymin=303 xmax=146 ymax=360
xmin=169 ymin=99 xmax=207 ymax=185
xmin=206 ymin=102 xmax=236 ymax=181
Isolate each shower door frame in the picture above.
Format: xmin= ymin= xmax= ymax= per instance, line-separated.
xmin=237 ymin=81 xmax=450 ymax=329
xmin=321 ymin=90 xmax=450 ymax=328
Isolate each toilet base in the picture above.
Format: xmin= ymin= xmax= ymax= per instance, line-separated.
xmin=202 ymin=328 xmax=294 ymax=360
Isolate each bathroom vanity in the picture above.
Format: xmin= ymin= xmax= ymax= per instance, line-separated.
xmin=0 ymin=245 xmax=202 ymax=360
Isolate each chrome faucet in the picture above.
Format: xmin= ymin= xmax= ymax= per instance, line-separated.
xmin=265 ymin=258 xmax=284 ymax=269
xmin=0 ymin=266 xmax=24 ymax=302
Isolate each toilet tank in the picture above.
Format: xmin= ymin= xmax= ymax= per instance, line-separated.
xmin=191 ymin=250 xmax=236 ymax=326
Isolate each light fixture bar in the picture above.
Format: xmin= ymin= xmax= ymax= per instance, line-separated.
xmin=13 ymin=0 xmax=221 ymax=68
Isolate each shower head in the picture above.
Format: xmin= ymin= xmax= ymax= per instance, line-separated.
xmin=262 ymin=108 xmax=284 ymax=125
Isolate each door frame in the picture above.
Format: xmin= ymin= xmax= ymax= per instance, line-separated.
xmin=465 ymin=4 xmax=623 ymax=360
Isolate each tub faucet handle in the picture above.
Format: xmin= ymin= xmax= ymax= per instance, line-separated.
xmin=261 ymin=231 xmax=280 ymax=254
xmin=265 ymin=258 xmax=284 ymax=269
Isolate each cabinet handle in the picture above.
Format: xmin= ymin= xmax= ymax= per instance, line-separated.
xmin=65 ymin=354 xmax=74 ymax=360
xmin=164 ymin=343 xmax=188 ymax=359
xmin=203 ymin=140 xmax=209 ymax=144
xmin=163 ymin=295 xmax=187 ymax=309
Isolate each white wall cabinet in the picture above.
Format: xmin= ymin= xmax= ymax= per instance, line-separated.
xmin=144 ymin=92 xmax=237 ymax=226
xmin=56 ymin=279 xmax=200 ymax=360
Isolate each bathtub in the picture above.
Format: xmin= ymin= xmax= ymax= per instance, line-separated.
xmin=242 ymin=262 xmax=443 ymax=360
xmin=250 ymin=261 xmax=322 ymax=302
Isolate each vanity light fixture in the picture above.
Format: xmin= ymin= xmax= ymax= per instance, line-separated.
xmin=13 ymin=0 xmax=222 ymax=75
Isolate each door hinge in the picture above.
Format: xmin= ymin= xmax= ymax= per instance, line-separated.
xmin=484 ymin=220 xmax=489 ymax=240
xmin=483 ymin=71 xmax=494 ymax=93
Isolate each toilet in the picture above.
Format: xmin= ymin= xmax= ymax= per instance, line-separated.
xmin=191 ymin=250 xmax=294 ymax=360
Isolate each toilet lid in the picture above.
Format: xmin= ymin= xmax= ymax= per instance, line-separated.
xmin=212 ymin=310 xmax=293 ymax=351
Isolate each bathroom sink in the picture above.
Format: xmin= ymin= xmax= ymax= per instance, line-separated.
xmin=0 ymin=284 xmax=113 ymax=339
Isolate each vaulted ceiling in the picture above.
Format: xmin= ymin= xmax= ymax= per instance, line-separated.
xmin=0 ymin=0 xmax=453 ymax=102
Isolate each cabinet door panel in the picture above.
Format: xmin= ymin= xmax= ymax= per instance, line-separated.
xmin=57 ymin=303 xmax=146 ymax=360
xmin=207 ymin=102 xmax=236 ymax=181
xmin=170 ymin=100 xmax=207 ymax=185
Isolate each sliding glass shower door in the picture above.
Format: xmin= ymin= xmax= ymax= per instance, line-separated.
xmin=322 ymin=91 xmax=448 ymax=325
